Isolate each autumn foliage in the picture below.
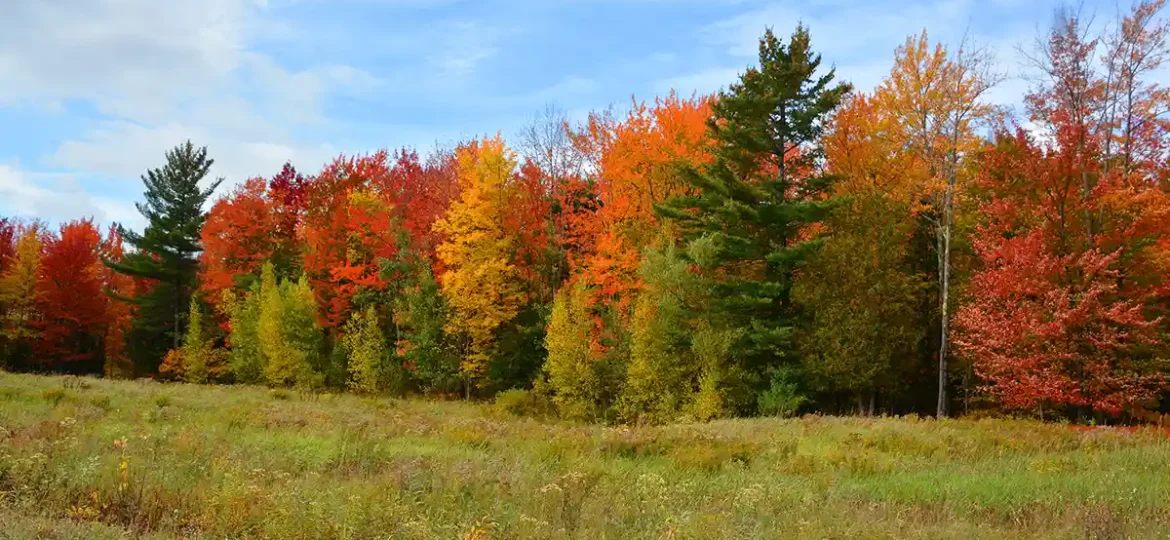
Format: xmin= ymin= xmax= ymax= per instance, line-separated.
xmin=6 ymin=7 xmax=1170 ymax=423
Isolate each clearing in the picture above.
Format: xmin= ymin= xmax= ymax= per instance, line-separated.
xmin=1 ymin=372 xmax=1168 ymax=539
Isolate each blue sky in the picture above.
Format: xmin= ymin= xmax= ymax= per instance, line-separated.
xmin=0 ymin=0 xmax=1125 ymax=231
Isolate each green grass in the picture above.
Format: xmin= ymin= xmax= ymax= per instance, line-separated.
xmin=1 ymin=372 xmax=1169 ymax=539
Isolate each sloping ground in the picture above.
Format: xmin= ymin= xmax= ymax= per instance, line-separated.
xmin=0 ymin=372 xmax=1168 ymax=539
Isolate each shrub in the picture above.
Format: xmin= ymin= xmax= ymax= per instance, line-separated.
xmin=494 ymin=388 xmax=552 ymax=418
xmin=758 ymin=366 xmax=806 ymax=418
xmin=60 ymin=376 xmax=91 ymax=390
xmin=158 ymin=349 xmax=185 ymax=381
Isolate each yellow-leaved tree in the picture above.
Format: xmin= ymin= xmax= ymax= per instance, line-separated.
xmin=433 ymin=135 xmax=526 ymax=391
xmin=0 ymin=227 xmax=43 ymax=369
xmin=874 ymin=31 xmax=999 ymax=416
xmin=258 ymin=262 xmax=324 ymax=389
xmin=543 ymin=280 xmax=605 ymax=421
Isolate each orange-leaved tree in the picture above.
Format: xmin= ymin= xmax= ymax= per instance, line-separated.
xmin=36 ymin=220 xmax=107 ymax=372
xmin=302 ymin=151 xmax=400 ymax=329
xmin=100 ymin=224 xmax=135 ymax=378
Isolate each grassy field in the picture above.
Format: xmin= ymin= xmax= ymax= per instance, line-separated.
xmin=1 ymin=373 xmax=1169 ymax=539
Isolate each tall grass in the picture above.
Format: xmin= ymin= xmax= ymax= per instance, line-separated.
xmin=1 ymin=371 xmax=1168 ymax=539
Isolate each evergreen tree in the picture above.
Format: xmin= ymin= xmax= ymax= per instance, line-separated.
xmin=258 ymin=262 xmax=297 ymax=386
xmin=394 ymin=262 xmax=460 ymax=395
xmin=105 ymin=141 xmax=222 ymax=375
xmin=620 ymin=241 xmax=695 ymax=424
xmin=793 ymin=193 xmax=926 ymax=412
xmin=280 ymin=275 xmax=327 ymax=388
xmin=660 ymin=26 xmax=850 ymax=388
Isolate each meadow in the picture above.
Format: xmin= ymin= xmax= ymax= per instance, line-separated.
xmin=1 ymin=371 xmax=1169 ymax=539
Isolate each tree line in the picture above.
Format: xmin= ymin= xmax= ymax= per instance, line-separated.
xmin=3 ymin=5 xmax=1170 ymax=423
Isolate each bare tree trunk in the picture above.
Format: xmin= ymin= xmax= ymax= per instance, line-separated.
xmin=174 ymin=279 xmax=182 ymax=351
xmin=937 ymin=155 xmax=956 ymax=419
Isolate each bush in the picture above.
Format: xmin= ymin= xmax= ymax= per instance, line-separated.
xmin=494 ymin=388 xmax=552 ymax=418
xmin=758 ymin=366 xmax=806 ymax=418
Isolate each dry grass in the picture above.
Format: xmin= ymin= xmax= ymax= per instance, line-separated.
xmin=1 ymin=371 xmax=1169 ymax=538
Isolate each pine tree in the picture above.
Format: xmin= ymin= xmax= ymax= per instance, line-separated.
xmin=620 ymin=242 xmax=695 ymax=424
xmin=105 ymin=141 xmax=222 ymax=375
xmin=281 ymin=275 xmax=326 ymax=389
xmin=258 ymin=262 xmax=296 ymax=386
xmin=660 ymin=26 xmax=851 ymax=387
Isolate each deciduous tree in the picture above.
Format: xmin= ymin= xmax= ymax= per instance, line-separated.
xmin=0 ymin=226 xmax=43 ymax=370
xmin=434 ymin=136 xmax=526 ymax=390
xmin=37 ymin=220 xmax=106 ymax=373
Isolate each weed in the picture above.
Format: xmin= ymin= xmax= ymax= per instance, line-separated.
xmin=61 ymin=376 xmax=92 ymax=390
xmin=41 ymin=388 xmax=70 ymax=405
xmin=89 ymin=395 xmax=112 ymax=411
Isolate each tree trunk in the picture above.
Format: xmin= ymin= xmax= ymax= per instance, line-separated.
xmin=1080 ymin=119 xmax=1094 ymax=243
xmin=174 ymin=279 xmax=181 ymax=351
xmin=937 ymin=153 xmax=956 ymax=419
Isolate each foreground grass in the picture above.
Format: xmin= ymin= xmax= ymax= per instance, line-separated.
xmin=1 ymin=373 xmax=1168 ymax=539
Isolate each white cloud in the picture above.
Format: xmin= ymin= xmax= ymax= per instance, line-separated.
xmin=0 ymin=0 xmax=382 ymax=224
xmin=0 ymin=163 xmax=145 ymax=231
xmin=419 ymin=21 xmax=516 ymax=79
xmin=50 ymin=121 xmax=340 ymax=198
xmin=656 ymin=0 xmax=1039 ymax=109
xmin=0 ymin=0 xmax=252 ymax=116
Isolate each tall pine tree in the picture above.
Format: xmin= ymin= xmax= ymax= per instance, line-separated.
xmin=660 ymin=26 xmax=850 ymax=391
xmin=105 ymin=141 xmax=221 ymax=375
